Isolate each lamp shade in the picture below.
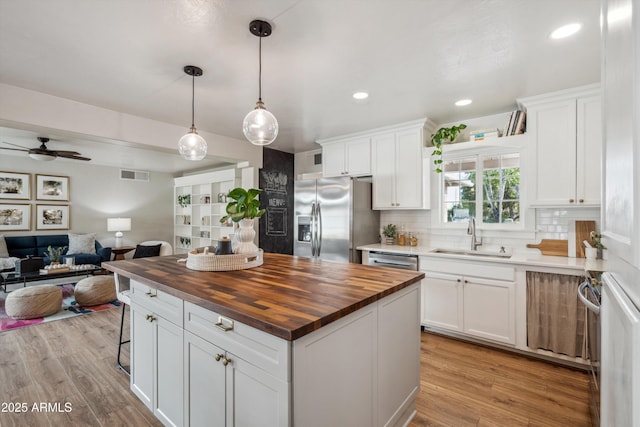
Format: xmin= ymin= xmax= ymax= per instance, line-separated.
xmin=107 ymin=218 xmax=131 ymax=232
xmin=242 ymin=103 xmax=279 ymax=146
xmin=178 ymin=129 xmax=208 ymax=161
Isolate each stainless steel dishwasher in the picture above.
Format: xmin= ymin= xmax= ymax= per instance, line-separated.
xmin=366 ymin=251 xmax=419 ymax=271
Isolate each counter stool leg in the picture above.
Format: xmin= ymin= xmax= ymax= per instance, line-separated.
xmin=116 ymin=303 xmax=130 ymax=376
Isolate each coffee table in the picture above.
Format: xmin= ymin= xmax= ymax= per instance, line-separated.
xmin=1 ymin=265 xmax=104 ymax=293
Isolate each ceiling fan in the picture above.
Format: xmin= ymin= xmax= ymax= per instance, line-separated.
xmin=0 ymin=137 xmax=91 ymax=161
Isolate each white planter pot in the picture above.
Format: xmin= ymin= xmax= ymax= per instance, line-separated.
xmin=234 ymin=218 xmax=259 ymax=254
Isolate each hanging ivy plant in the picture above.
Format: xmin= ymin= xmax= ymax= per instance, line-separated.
xmin=431 ymin=124 xmax=467 ymax=173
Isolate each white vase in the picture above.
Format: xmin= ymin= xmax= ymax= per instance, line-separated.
xmin=234 ymin=218 xmax=259 ymax=254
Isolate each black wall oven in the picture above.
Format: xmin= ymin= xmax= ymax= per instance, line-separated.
xmin=578 ymin=275 xmax=601 ymax=427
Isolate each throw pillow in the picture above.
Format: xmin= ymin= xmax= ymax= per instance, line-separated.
xmin=133 ymin=244 xmax=162 ymax=259
xmin=67 ymin=233 xmax=96 ymax=255
xmin=0 ymin=235 xmax=8 ymax=258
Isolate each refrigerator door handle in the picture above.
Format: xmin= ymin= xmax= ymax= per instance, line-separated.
xmin=316 ymin=202 xmax=323 ymax=257
xmin=310 ymin=202 xmax=317 ymax=256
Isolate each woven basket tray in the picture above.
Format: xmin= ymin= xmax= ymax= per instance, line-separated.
xmin=184 ymin=248 xmax=263 ymax=271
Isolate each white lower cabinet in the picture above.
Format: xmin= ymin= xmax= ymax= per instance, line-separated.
xmin=130 ymin=281 xmax=184 ymax=427
xmin=421 ymin=259 xmax=516 ymax=346
xmin=183 ymin=302 xmax=290 ymax=427
xmin=130 ymin=280 xmax=420 ymax=427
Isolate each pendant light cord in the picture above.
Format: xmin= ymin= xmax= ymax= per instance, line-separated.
xmin=258 ymin=34 xmax=263 ymax=102
xmin=191 ymin=74 xmax=195 ymax=128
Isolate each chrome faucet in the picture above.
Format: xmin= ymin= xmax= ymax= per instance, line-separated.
xmin=467 ymin=217 xmax=483 ymax=251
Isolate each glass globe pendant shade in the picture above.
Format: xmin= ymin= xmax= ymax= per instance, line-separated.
xmin=178 ymin=126 xmax=208 ymax=161
xmin=242 ymin=100 xmax=279 ymax=146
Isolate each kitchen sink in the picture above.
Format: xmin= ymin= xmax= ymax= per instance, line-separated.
xmin=430 ymin=248 xmax=512 ymax=259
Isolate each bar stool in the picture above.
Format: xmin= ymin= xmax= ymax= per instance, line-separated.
xmin=114 ymin=274 xmax=131 ymax=376
xmin=114 ymin=240 xmax=172 ymax=376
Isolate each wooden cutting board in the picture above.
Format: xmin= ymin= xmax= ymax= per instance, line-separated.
xmin=575 ymin=220 xmax=596 ymax=258
xmin=526 ymin=239 xmax=568 ymax=256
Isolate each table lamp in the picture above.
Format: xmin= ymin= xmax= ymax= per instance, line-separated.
xmin=108 ymin=218 xmax=131 ymax=248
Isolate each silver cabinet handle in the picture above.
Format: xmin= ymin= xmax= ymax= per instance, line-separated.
xmin=215 ymin=316 xmax=234 ymax=332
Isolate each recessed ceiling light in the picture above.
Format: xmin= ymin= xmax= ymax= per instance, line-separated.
xmin=455 ymin=99 xmax=472 ymax=106
xmin=550 ymin=23 xmax=582 ymax=39
xmin=353 ymin=91 xmax=369 ymax=100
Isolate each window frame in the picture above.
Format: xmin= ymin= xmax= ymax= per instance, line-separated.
xmin=437 ymin=146 xmax=526 ymax=231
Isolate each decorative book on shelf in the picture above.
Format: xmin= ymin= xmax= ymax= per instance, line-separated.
xmin=503 ymin=110 xmax=527 ymax=136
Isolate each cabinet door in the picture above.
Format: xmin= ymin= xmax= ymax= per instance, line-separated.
xmin=131 ymin=303 xmax=154 ymax=410
xmin=421 ymin=273 xmax=463 ymax=332
xmin=394 ymin=128 xmax=425 ymax=209
xmin=576 ymin=95 xmax=602 ymax=205
xmin=372 ymin=133 xmax=397 ymax=209
xmin=184 ymin=332 xmax=226 ymax=427
xmin=322 ymin=142 xmax=346 ymax=177
xmin=463 ymin=278 xmax=516 ymax=345
xmin=531 ymin=99 xmax=577 ymax=205
xmin=156 ymin=317 xmax=183 ymax=427
xmin=344 ymin=137 xmax=371 ymax=176
xmin=227 ymin=351 xmax=290 ymax=427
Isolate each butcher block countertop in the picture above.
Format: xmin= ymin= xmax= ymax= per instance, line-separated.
xmin=103 ymin=253 xmax=424 ymax=341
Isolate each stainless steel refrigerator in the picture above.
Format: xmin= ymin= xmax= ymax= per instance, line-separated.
xmin=294 ymin=176 xmax=379 ymax=263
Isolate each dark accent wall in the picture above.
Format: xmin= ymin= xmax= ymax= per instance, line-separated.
xmin=259 ymin=148 xmax=294 ymax=254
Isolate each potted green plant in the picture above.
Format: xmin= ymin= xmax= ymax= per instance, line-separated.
xmin=220 ymin=188 xmax=266 ymax=254
xmin=382 ymin=223 xmax=397 ymax=245
xmin=177 ymin=194 xmax=191 ymax=208
xmin=44 ymin=245 xmax=67 ymax=264
xmin=590 ymin=231 xmax=607 ymax=259
xmin=431 ymin=123 xmax=467 ymax=173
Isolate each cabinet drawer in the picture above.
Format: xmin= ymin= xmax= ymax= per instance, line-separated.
xmin=130 ymin=280 xmax=183 ymax=326
xmin=184 ymin=301 xmax=290 ymax=381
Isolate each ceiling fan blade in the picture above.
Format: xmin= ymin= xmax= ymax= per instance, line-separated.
xmin=50 ymin=149 xmax=82 ymax=156
xmin=28 ymin=148 xmax=57 ymax=156
xmin=56 ymin=153 xmax=91 ymax=161
xmin=2 ymin=141 xmax=30 ymax=150
xmin=0 ymin=147 xmax=29 ymax=152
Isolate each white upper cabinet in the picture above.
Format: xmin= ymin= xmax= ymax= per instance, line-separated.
xmin=371 ymin=122 xmax=429 ymax=210
xmin=318 ymin=137 xmax=371 ymax=177
xmin=520 ymin=84 xmax=602 ymax=207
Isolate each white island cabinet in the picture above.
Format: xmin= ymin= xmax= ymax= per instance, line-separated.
xmin=123 ymin=270 xmax=421 ymax=427
xmin=130 ymin=281 xmax=184 ymax=427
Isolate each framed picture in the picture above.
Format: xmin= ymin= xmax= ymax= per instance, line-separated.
xmin=0 ymin=171 xmax=31 ymax=200
xmin=36 ymin=174 xmax=70 ymax=201
xmin=36 ymin=204 xmax=70 ymax=230
xmin=0 ymin=204 xmax=31 ymax=231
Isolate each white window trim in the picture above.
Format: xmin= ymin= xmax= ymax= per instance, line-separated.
xmin=431 ymin=145 xmax=535 ymax=234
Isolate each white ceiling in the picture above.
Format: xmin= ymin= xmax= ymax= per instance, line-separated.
xmin=0 ymin=0 xmax=601 ymax=172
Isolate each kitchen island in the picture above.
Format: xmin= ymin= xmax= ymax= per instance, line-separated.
xmin=103 ymin=252 xmax=424 ymax=427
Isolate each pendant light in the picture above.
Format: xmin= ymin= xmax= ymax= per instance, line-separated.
xmin=243 ymin=19 xmax=279 ymax=146
xmin=178 ymin=65 xmax=208 ymax=161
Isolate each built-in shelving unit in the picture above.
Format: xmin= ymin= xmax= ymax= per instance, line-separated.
xmin=174 ymin=168 xmax=239 ymax=254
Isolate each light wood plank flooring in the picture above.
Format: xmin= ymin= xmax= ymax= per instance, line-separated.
xmin=411 ymin=332 xmax=591 ymax=427
xmin=0 ymin=309 xmax=590 ymax=426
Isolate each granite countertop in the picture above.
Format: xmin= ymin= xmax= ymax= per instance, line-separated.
xmin=357 ymin=243 xmax=607 ymax=273
xmin=103 ymin=252 xmax=424 ymax=341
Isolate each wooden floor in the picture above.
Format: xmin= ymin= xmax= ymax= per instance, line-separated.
xmin=0 ymin=310 xmax=590 ymax=426
xmin=411 ymin=333 xmax=592 ymax=427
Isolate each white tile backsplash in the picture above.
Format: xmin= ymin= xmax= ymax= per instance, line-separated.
xmin=379 ymin=207 xmax=601 ymax=254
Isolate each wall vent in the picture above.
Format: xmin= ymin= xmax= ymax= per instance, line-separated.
xmin=313 ymin=153 xmax=322 ymax=165
xmin=120 ymin=169 xmax=150 ymax=182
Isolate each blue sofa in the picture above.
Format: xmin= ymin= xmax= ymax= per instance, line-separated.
xmin=4 ymin=234 xmax=111 ymax=267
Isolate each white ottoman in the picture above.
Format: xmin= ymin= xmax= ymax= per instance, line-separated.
xmin=74 ymin=275 xmax=116 ymax=306
xmin=5 ymin=284 xmax=62 ymax=320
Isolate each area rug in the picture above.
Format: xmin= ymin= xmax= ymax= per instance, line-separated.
xmin=0 ymin=283 xmax=121 ymax=332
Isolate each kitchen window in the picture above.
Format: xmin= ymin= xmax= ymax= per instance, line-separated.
xmin=441 ymin=152 xmax=521 ymax=226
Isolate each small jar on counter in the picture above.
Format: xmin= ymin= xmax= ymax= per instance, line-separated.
xmin=409 ymin=232 xmax=419 ymax=247
xmin=396 ymin=225 xmax=407 ymax=246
